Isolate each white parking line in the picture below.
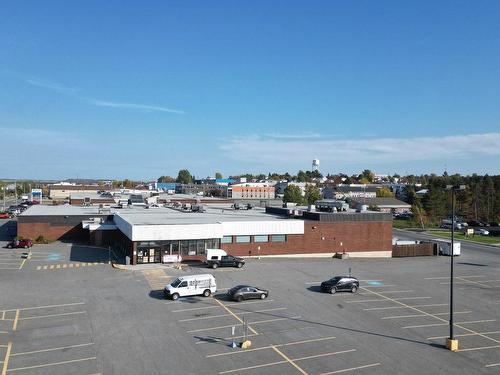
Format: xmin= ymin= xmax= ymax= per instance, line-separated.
xmin=187 ymin=316 xmax=301 ymax=333
xmin=19 ymin=311 xmax=86 ymax=320
xmin=458 ymin=345 xmax=500 ymax=352
xmin=179 ymin=308 xmax=287 ymax=322
xmin=206 ymin=336 xmax=337 ymax=358
xmin=428 ymin=330 xmax=500 ymax=340
xmin=171 ymin=299 xmax=275 ymax=313
xmin=319 ymin=363 xmax=381 ymax=375
xmin=486 ymin=363 xmax=500 ymax=368
xmin=425 ymin=275 xmax=485 ymax=280
xmin=363 ymin=303 xmax=448 ymax=311
xmin=403 ymin=319 xmax=496 ymax=329
xmin=11 ymin=343 xmax=94 ymax=356
xmin=381 ymin=311 xmax=472 ymax=319
xmin=7 ymin=357 xmax=96 ymax=372
xmin=346 ymin=296 xmax=430 ymax=304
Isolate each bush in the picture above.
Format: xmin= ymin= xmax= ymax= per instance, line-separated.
xmin=34 ymin=235 xmax=49 ymax=244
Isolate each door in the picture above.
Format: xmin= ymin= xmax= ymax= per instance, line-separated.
xmin=177 ymin=280 xmax=189 ymax=296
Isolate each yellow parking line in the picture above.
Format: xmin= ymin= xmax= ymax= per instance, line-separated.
xmin=11 ymin=342 xmax=93 ymax=356
xmin=458 ymin=345 xmax=500 ymax=352
xmin=319 ymin=362 xmax=381 ymax=375
xmin=18 ymin=260 xmax=26 ymax=270
xmin=212 ymin=299 xmax=258 ymax=335
xmin=272 ymin=346 xmax=309 ymax=375
xmin=7 ymin=356 xmax=96 ymax=372
xmin=1 ymin=342 xmax=12 ymax=375
xmin=428 ymin=330 xmax=500 ymax=340
xmin=12 ymin=310 xmax=19 ymax=331
xmin=19 ymin=311 xmax=86 ymax=320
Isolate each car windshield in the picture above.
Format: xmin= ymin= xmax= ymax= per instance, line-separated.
xmin=170 ymin=278 xmax=181 ymax=288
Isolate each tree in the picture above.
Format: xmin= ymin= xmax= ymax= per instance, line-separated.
xmin=376 ymin=187 xmax=394 ymax=197
xmin=360 ymin=169 xmax=375 ymax=183
xmin=304 ymin=184 xmax=322 ymax=205
xmin=296 ymin=170 xmax=309 ymax=182
xmin=283 ymin=185 xmax=305 ymax=205
xmin=176 ymin=169 xmax=193 ymax=184
xmin=215 ymin=172 xmax=223 ymax=179
xmin=158 ymin=175 xmax=176 ymax=183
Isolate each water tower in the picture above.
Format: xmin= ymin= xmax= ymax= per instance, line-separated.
xmin=312 ymin=159 xmax=320 ymax=172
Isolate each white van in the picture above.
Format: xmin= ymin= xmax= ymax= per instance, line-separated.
xmin=164 ymin=274 xmax=217 ymax=300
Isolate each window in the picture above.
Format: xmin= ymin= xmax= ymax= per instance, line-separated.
xmin=236 ymin=235 xmax=251 ymax=243
xmin=254 ymin=235 xmax=268 ymax=243
xmin=222 ymin=236 xmax=233 ymax=244
xmin=271 ymin=234 xmax=286 ymax=242
xmin=179 ymin=281 xmax=188 ymax=288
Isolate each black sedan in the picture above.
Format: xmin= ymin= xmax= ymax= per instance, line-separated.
xmin=228 ymin=285 xmax=269 ymax=302
xmin=320 ymin=276 xmax=359 ymax=294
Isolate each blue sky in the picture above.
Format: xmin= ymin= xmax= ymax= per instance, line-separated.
xmin=1 ymin=0 xmax=499 ymax=180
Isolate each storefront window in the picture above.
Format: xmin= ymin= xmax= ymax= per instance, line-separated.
xmin=254 ymin=235 xmax=268 ymax=243
xmin=236 ymin=235 xmax=251 ymax=243
xmin=222 ymin=236 xmax=233 ymax=244
xmin=271 ymin=234 xmax=286 ymax=242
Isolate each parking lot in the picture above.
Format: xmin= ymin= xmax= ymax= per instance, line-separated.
xmin=1 ymin=227 xmax=500 ymax=374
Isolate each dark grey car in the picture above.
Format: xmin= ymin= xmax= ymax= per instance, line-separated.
xmin=320 ymin=276 xmax=359 ymax=294
xmin=228 ymin=285 xmax=269 ymax=302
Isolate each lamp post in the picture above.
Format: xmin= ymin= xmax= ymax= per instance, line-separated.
xmin=445 ymin=185 xmax=466 ymax=351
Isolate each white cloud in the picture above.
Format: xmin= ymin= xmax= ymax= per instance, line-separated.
xmin=219 ymin=133 xmax=500 ymax=167
xmin=24 ymin=76 xmax=184 ymax=114
xmin=25 ymin=78 xmax=79 ymax=95
xmin=89 ymin=99 xmax=185 ymax=114
xmin=264 ymin=132 xmax=322 ymax=139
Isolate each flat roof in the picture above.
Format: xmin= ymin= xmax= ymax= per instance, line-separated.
xmin=115 ymin=205 xmax=286 ymax=225
xmin=19 ymin=204 xmax=115 ymax=216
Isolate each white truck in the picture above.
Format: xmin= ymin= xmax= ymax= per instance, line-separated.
xmin=164 ymin=274 xmax=217 ymax=301
xmin=436 ymin=240 xmax=461 ymax=256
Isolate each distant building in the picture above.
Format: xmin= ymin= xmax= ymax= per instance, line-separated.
xmin=350 ymin=197 xmax=411 ymax=214
xmin=49 ymin=184 xmax=100 ymax=200
xmin=226 ymin=182 xmax=275 ymax=199
xmin=323 ymin=185 xmax=378 ymax=200
xmin=275 ymin=182 xmax=310 ymax=197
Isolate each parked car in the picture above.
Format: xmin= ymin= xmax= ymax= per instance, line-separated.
xmin=207 ymin=255 xmax=245 ymax=269
xmin=6 ymin=239 xmax=33 ymax=249
xmin=474 ymin=228 xmax=489 ymax=236
xmin=467 ymin=220 xmax=484 ymax=227
xmin=0 ymin=212 xmax=10 ymax=219
xmin=164 ymin=274 xmax=216 ymax=301
xmin=228 ymin=285 xmax=268 ymax=302
xmin=489 ymin=222 xmax=500 ymax=227
xmin=320 ymin=276 xmax=359 ymax=294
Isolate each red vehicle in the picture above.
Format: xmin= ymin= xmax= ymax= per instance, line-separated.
xmin=6 ymin=239 xmax=33 ymax=249
xmin=0 ymin=212 xmax=10 ymax=219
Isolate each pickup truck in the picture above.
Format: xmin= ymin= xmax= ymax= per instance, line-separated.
xmin=206 ymin=255 xmax=245 ymax=269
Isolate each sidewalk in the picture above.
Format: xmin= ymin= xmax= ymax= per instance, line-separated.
xmin=112 ymin=262 xmax=185 ymax=271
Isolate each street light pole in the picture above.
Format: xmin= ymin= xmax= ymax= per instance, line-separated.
xmin=446 ymin=185 xmax=465 ymax=352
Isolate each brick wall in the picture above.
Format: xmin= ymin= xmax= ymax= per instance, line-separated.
xmin=17 ymin=222 xmax=88 ymax=241
xmin=221 ymin=220 xmax=392 ymax=257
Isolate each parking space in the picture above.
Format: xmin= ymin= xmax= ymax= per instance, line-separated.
xmin=0 ymin=302 xmax=99 ymax=375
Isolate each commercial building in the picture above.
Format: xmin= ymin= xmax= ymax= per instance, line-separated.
xmin=49 ymin=184 xmax=101 ymax=200
xmin=17 ymin=202 xmax=392 ymax=264
xmin=227 ymin=182 xmax=275 ymax=199
xmin=350 ymin=197 xmax=411 ymax=214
